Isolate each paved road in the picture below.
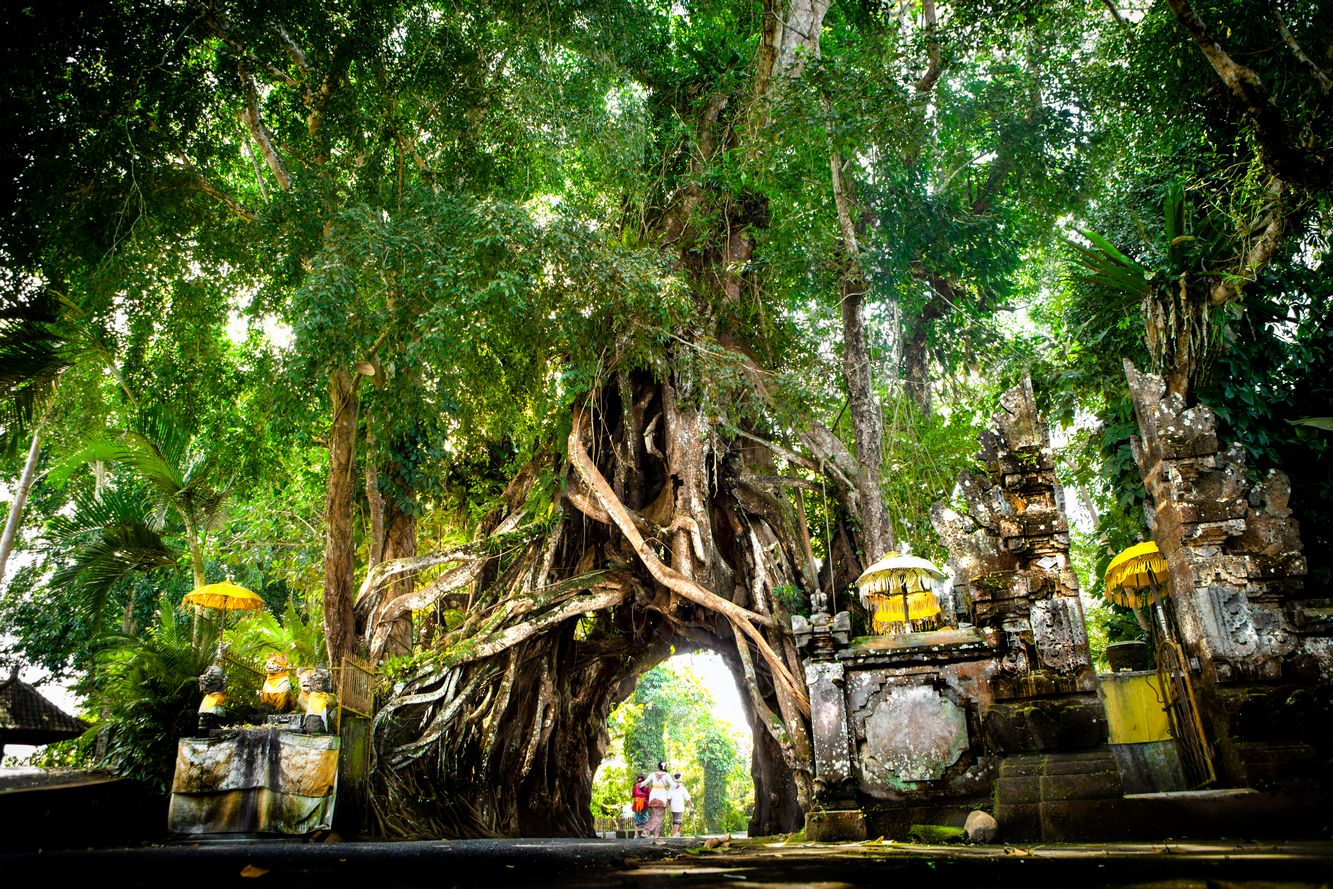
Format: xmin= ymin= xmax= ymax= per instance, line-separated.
xmin=4 ymin=836 xmax=1332 ymax=888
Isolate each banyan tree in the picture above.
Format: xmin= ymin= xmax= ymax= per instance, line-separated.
xmin=352 ymin=1 xmax=883 ymax=838
xmin=1 ymin=0 xmax=1137 ymax=840
xmin=363 ymin=378 xmax=853 ymax=836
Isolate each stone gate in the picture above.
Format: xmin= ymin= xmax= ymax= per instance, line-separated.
xmin=799 ymin=372 xmax=1332 ymax=842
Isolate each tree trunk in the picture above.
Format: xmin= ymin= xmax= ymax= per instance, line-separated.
xmin=379 ymin=492 xmax=416 ymax=659
xmin=365 ymin=454 xmax=384 ymax=570
xmin=183 ymin=514 xmax=206 ymax=590
xmin=369 ymin=375 xmax=819 ymax=838
xmin=748 ymin=704 xmax=805 ymax=836
xmin=830 ymin=150 xmax=893 ymax=562
xmin=323 ymin=368 xmax=360 ymax=667
xmin=0 ymin=426 xmax=43 ymax=580
xmin=902 ymin=316 xmax=932 ymax=415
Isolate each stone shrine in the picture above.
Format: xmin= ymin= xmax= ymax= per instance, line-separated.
xmin=803 ymin=377 xmax=1113 ymax=840
xmin=800 ymin=371 xmax=1332 ymax=842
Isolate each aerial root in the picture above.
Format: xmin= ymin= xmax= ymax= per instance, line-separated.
xmin=568 ymin=405 xmax=810 ymax=717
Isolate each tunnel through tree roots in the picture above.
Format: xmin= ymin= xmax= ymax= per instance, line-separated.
xmin=591 ymin=651 xmax=754 ymax=837
xmin=367 ymin=376 xmax=823 ymax=839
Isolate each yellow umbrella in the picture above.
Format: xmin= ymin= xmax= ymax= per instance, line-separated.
xmin=182 ymin=580 xmax=266 ymax=613
xmin=857 ymin=547 xmax=945 ymax=634
xmin=1104 ymin=541 xmax=1168 ymax=609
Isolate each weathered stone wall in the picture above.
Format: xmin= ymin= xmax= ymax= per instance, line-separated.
xmin=1125 ymin=361 xmax=1333 ymax=795
xmin=932 ymin=375 xmax=1098 ymax=703
xmin=1123 ymin=360 xmax=1331 ymax=686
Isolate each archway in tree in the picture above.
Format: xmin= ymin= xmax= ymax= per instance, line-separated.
xmin=591 ymin=651 xmax=754 ymax=836
xmin=341 ymin=2 xmax=880 ymax=842
xmin=364 ymin=373 xmax=864 ymax=839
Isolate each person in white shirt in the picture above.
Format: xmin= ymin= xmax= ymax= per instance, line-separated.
xmin=666 ymin=772 xmax=691 ymax=836
xmin=639 ymin=762 xmax=674 ymax=837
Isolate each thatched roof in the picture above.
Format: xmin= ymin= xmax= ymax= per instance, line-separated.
xmin=0 ymin=667 xmax=88 ymax=746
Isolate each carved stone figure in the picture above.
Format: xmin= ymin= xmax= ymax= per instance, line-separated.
xmin=259 ymin=652 xmax=295 ymax=713
xmin=197 ymin=665 xmax=228 ymax=735
xmin=296 ymin=666 xmax=314 ymax=712
xmin=301 ymin=666 xmax=336 ymax=734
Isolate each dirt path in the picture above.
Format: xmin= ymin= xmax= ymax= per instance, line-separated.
xmin=3 ymin=835 xmax=1331 ymax=888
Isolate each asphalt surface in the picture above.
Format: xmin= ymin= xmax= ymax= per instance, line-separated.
xmin=3 ymin=836 xmax=1332 ymax=888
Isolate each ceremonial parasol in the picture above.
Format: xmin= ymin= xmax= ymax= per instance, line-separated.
xmin=182 ymin=579 xmax=265 ymax=645
xmin=1104 ymin=541 xmax=1169 ymax=609
xmin=182 ymin=579 xmax=266 ymax=613
xmin=856 ymin=544 xmax=946 ymax=634
xmin=1103 ymin=539 xmax=1217 ymax=787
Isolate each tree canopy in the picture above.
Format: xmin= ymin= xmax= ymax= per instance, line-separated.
xmin=1 ymin=0 xmax=1329 ymax=835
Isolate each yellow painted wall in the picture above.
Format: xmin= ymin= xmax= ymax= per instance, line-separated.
xmin=1097 ymin=672 xmax=1173 ymax=744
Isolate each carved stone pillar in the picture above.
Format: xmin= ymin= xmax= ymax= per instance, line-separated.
xmin=1123 ymin=360 xmax=1323 ymax=685
xmin=933 ymin=375 xmax=1098 ymax=705
xmin=1124 ymin=361 xmax=1333 ymax=793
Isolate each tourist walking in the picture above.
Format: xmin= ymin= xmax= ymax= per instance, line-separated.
xmin=630 ymin=773 xmax=649 ymax=837
xmin=667 ymin=772 xmax=691 ymax=836
xmin=639 ymin=761 xmax=674 ymax=838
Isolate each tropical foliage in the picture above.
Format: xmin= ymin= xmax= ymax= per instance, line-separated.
xmin=0 ymin=0 xmax=1329 ymax=836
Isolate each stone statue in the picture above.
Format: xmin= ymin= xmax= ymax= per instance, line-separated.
xmin=259 ymin=652 xmax=295 ymax=713
xmin=197 ymin=665 xmax=228 ymax=735
xmin=296 ymin=666 xmax=313 ymax=711
xmin=301 ymin=666 xmax=336 ymax=734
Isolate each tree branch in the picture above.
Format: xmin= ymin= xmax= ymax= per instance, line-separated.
xmin=179 ymin=167 xmax=258 ymax=221
xmin=913 ymin=0 xmax=943 ymax=95
xmin=452 ymin=582 xmax=628 ymax=667
xmin=1210 ymin=177 xmax=1287 ymax=306
xmin=1163 ymin=0 xmax=1321 ymax=186
xmin=1098 ymin=0 xmax=1134 ymax=35
xmin=1270 ymin=2 xmax=1332 ymax=93
xmin=355 ymin=542 xmax=484 ymax=611
xmin=273 ymin=24 xmax=311 ymax=80
xmin=196 ymin=1 xmax=300 ymax=88
xmin=238 ymin=63 xmax=294 ymax=190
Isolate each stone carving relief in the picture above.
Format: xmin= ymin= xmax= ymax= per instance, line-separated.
xmin=1124 ymin=361 xmax=1320 ymax=683
xmin=859 ymin=685 xmax=969 ymax=788
xmin=1031 ymin=597 xmax=1091 ymax=674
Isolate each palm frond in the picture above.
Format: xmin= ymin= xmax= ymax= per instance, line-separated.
xmin=0 ymin=295 xmax=70 ymax=452
xmin=48 ymin=521 xmax=177 ymax=625
xmin=49 ymin=410 xmax=218 ymax=516
xmin=45 ymin=485 xmax=167 ymax=542
xmin=89 ymin=594 xmax=220 ymax=789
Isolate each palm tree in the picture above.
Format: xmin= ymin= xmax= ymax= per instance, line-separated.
xmin=43 ymin=484 xmax=178 ymax=634
xmin=54 ymin=408 xmax=229 ymax=590
xmin=0 ymin=290 xmax=71 ymax=576
xmin=0 ymin=288 xmax=139 ymax=578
